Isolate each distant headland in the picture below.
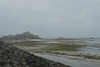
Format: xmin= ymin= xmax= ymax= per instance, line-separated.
xmin=0 ymin=31 xmax=41 ymax=41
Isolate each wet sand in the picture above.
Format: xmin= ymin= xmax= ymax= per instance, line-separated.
xmin=14 ymin=39 xmax=100 ymax=67
xmin=34 ymin=53 xmax=100 ymax=67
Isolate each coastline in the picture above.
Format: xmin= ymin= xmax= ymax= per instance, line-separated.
xmin=35 ymin=52 xmax=100 ymax=66
xmin=15 ymin=45 xmax=100 ymax=66
xmin=13 ymin=39 xmax=100 ymax=66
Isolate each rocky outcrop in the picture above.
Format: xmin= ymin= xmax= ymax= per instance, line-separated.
xmin=0 ymin=31 xmax=41 ymax=41
xmin=0 ymin=41 xmax=70 ymax=67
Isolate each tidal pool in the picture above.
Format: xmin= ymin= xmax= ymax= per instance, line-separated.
xmin=34 ymin=54 xmax=100 ymax=67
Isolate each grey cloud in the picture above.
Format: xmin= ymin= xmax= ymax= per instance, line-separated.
xmin=0 ymin=0 xmax=100 ymax=38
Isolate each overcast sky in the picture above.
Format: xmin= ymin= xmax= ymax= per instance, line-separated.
xmin=0 ymin=0 xmax=100 ymax=38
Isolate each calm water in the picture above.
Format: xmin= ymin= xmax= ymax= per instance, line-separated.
xmin=34 ymin=54 xmax=100 ymax=67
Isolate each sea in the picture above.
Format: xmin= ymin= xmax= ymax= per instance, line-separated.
xmin=78 ymin=38 xmax=100 ymax=55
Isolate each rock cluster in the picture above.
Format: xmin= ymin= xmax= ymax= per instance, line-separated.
xmin=0 ymin=41 xmax=70 ymax=67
